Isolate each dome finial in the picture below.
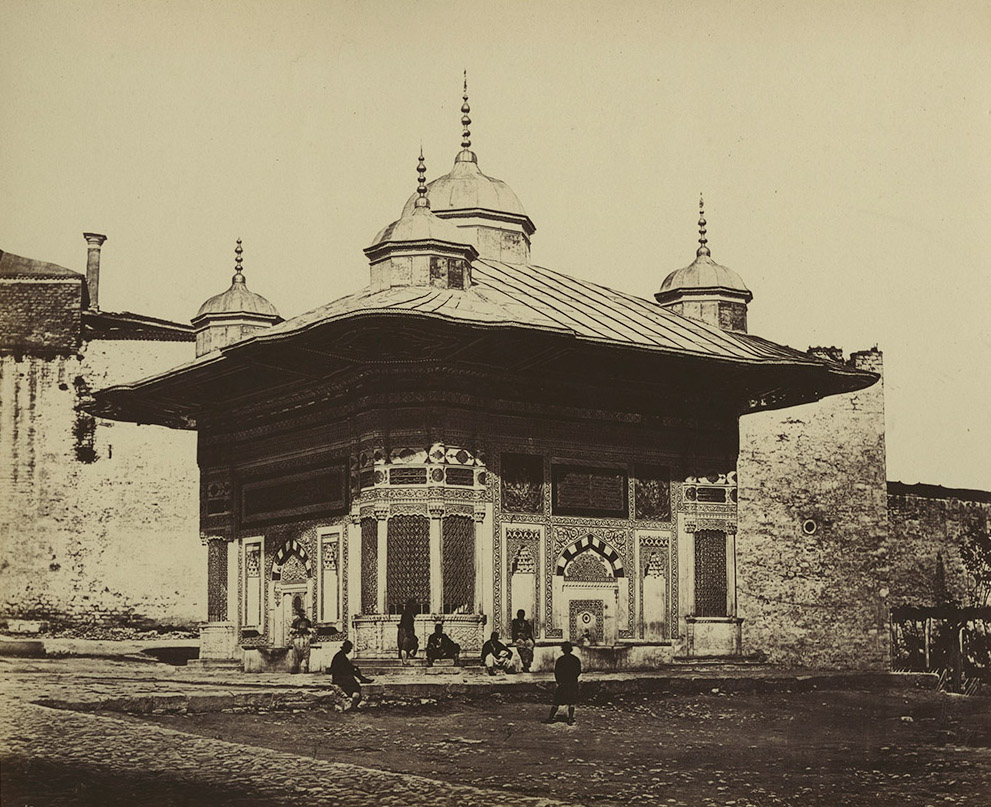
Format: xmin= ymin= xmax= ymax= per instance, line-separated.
xmin=461 ymin=70 xmax=472 ymax=150
xmin=415 ymin=147 xmax=429 ymax=209
xmin=697 ymin=194 xmax=710 ymax=257
xmin=233 ymin=238 xmax=246 ymax=283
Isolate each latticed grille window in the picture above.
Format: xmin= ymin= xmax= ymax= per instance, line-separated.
xmin=245 ymin=545 xmax=261 ymax=577
xmin=207 ymin=541 xmax=228 ymax=623
xmin=360 ymin=518 xmax=378 ymax=614
xmin=694 ymin=530 xmax=727 ymax=617
xmin=442 ymin=516 xmax=475 ymax=613
xmin=387 ymin=515 xmax=430 ymax=614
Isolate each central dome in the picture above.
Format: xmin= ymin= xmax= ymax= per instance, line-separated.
xmin=395 ymin=78 xmax=535 ymax=263
xmin=401 ymin=150 xmax=530 ymax=221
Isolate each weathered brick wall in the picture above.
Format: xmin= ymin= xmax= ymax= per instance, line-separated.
xmin=0 ymin=337 xmax=204 ymax=634
xmin=0 ymin=277 xmax=83 ymax=353
xmin=887 ymin=484 xmax=991 ymax=608
xmin=737 ymin=348 xmax=889 ymax=669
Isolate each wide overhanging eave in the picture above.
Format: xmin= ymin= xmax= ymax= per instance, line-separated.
xmin=89 ymin=309 xmax=878 ymax=426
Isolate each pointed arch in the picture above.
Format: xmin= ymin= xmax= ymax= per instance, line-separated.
xmin=555 ymin=535 xmax=624 ymax=577
xmin=272 ymin=538 xmax=312 ymax=577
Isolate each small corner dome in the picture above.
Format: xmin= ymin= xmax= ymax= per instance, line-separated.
xmin=195 ymin=272 xmax=280 ymax=319
xmin=401 ymin=152 xmax=529 ymax=219
xmin=658 ymin=253 xmax=752 ymax=299
xmin=370 ymin=204 xmax=475 ymax=250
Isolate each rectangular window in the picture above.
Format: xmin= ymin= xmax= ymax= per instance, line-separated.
xmin=243 ymin=538 xmax=263 ymax=628
xmin=694 ymin=530 xmax=728 ymax=617
xmin=430 ymin=256 xmax=447 ymax=285
xmin=429 ymin=256 xmax=467 ymax=289
xmin=442 ymin=515 xmax=475 ymax=613
xmin=360 ymin=518 xmax=378 ymax=614
xmin=387 ymin=515 xmax=430 ymax=614
xmin=551 ymin=464 xmax=628 ymax=518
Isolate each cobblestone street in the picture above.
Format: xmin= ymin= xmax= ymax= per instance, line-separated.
xmin=0 ymin=657 xmax=574 ymax=806
xmin=2 ymin=656 xmax=989 ymax=806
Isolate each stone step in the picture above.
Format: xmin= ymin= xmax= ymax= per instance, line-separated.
xmin=355 ymin=658 xmax=486 ymax=677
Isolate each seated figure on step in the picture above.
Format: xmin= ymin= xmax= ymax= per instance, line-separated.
xmin=511 ymin=609 xmax=535 ymax=672
xmin=426 ymin=622 xmax=461 ymax=666
xmin=481 ymin=631 xmax=521 ymax=675
xmin=329 ymin=640 xmax=374 ymax=710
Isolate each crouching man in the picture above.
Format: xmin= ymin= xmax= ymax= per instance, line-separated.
xmin=426 ymin=623 xmax=461 ymax=666
xmin=329 ymin=640 xmax=374 ymax=710
xmin=480 ymin=631 xmax=521 ymax=675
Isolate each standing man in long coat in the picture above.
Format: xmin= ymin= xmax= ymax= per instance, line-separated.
xmin=543 ymin=641 xmax=581 ymax=725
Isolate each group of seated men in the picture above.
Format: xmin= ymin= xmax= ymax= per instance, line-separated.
xmin=325 ymin=610 xmax=540 ymax=710
xmin=422 ymin=609 xmax=537 ymax=674
xmin=481 ymin=609 xmax=535 ymax=674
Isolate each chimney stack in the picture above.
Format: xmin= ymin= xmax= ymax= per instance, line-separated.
xmin=82 ymin=232 xmax=107 ymax=310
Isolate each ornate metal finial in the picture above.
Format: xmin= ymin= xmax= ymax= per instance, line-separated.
xmin=697 ymin=194 xmax=710 ymax=257
xmin=415 ymin=148 xmax=429 ymax=208
xmin=461 ymin=70 xmax=471 ymax=150
xmin=233 ymin=238 xmax=246 ymax=283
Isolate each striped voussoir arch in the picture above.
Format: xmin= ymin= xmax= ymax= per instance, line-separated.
xmin=272 ymin=538 xmax=312 ymax=575
xmin=555 ymin=535 xmax=624 ymax=577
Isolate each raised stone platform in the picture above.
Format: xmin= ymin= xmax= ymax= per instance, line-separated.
xmin=355 ymin=657 xmax=485 ymax=677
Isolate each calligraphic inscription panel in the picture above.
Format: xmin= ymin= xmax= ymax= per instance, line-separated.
xmin=552 ymin=464 xmax=628 ymax=518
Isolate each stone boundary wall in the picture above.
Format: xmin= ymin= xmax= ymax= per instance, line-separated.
xmin=887 ymin=482 xmax=991 ymax=608
xmin=737 ymin=347 xmax=889 ymax=669
xmin=0 ymin=336 xmax=203 ymax=634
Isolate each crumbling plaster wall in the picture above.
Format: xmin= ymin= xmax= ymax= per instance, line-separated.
xmin=0 ymin=338 xmax=203 ymax=633
xmin=887 ymin=485 xmax=991 ymax=608
xmin=737 ymin=348 xmax=889 ymax=668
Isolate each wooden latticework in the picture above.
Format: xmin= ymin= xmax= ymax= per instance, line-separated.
xmin=387 ymin=515 xmax=430 ymax=614
xmin=360 ymin=518 xmax=378 ymax=614
xmin=694 ymin=530 xmax=727 ymax=617
xmin=442 ymin=515 xmax=475 ymax=614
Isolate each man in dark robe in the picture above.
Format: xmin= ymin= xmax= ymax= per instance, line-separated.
xmin=397 ymin=598 xmax=419 ymax=666
xmin=481 ymin=630 xmax=520 ymax=675
xmin=329 ymin=640 xmax=373 ymax=710
xmin=425 ymin=623 xmax=461 ymax=666
xmin=543 ymin=641 xmax=581 ymax=725
xmin=511 ymin=609 xmax=535 ymax=671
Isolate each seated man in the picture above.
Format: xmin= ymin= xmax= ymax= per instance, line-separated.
xmin=511 ymin=609 xmax=535 ymax=672
xmin=480 ymin=631 xmax=520 ymax=675
xmin=425 ymin=623 xmax=461 ymax=666
xmin=329 ymin=640 xmax=373 ymax=710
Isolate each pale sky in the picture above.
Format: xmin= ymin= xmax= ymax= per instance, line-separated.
xmin=2 ymin=1 xmax=989 ymax=490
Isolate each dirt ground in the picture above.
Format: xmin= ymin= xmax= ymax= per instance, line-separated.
xmin=132 ymin=687 xmax=991 ymax=807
